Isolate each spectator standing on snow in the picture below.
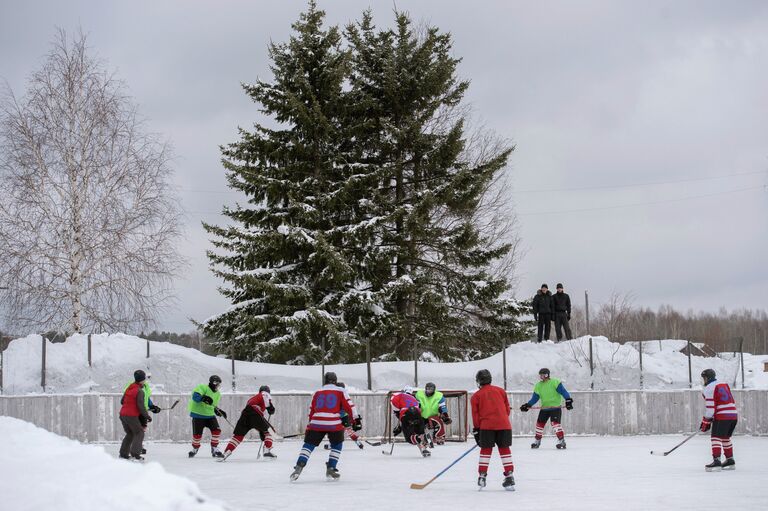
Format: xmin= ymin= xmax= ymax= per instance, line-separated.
xmin=532 ymin=284 xmax=554 ymax=342
xmin=552 ymin=283 xmax=573 ymax=341
xmin=118 ymin=370 xmax=151 ymax=461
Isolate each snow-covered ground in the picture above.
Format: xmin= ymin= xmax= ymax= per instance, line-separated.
xmin=96 ymin=435 xmax=767 ymax=511
xmin=0 ymin=416 xmax=227 ymax=511
xmin=3 ymin=333 xmax=767 ymax=394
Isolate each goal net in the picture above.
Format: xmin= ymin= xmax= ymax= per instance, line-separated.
xmin=384 ymin=389 xmax=469 ymax=443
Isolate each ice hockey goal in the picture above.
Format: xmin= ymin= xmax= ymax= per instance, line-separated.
xmin=384 ymin=389 xmax=469 ymax=443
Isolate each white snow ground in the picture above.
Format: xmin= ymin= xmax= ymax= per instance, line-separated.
xmin=0 ymin=416 xmax=227 ymax=511
xmin=100 ymin=435 xmax=767 ymax=511
xmin=4 ymin=333 xmax=767 ymax=394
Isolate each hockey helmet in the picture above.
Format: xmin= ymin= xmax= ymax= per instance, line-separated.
xmin=475 ymin=369 xmax=492 ymax=387
xmin=209 ymin=374 xmax=222 ymax=390
xmin=259 ymin=385 xmax=271 ymax=393
xmin=402 ymin=385 xmax=414 ymax=395
xmin=337 ymin=382 xmax=346 ymax=388
xmin=539 ymin=368 xmax=550 ymax=379
xmin=701 ymin=368 xmax=716 ymax=385
xmin=425 ymin=382 xmax=436 ymax=397
xmin=324 ymin=372 xmax=338 ymax=385
xmin=133 ymin=370 xmax=146 ymax=383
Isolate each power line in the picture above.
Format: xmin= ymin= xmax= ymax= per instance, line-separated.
xmin=517 ymin=185 xmax=766 ymax=216
xmin=513 ymin=170 xmax=766 ymax=193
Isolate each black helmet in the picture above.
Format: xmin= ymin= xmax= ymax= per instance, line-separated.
xmin=259 ymin=385 xmax=271 ymax=393
xmin=701 ymin=369 xmax=716 ymax=385
xmin=476 ymin=369 xmax=492 ymax=386
xmin=133 ymin=370 xmax=146 ymax=383
xmin=209 ymin=375 xmax=222 ymax=389
xmin=337 ymin=382 xmax=346 ymax=388
xmin=425 ymin=382 xmax=436 ymax=397
xmin=539 ymin=368 xmax=550 ymax=378
xmin=324 ymin=372 xmax=337 ymax=385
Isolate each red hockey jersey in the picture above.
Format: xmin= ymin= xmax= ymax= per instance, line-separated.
xmin=471 ymin=383 xmax=511 ymax=430
xmin=246 ymin=390 xmax=273 ymax=416
xmin=702 ymin=380 xmax=738 ymax=420
xmin=307 ymin=384 xmax=357 ymax=431
xmin=391 ymin=392 xmax=421 ymax=419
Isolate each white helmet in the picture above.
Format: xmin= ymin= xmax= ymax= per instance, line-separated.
xmin=401 ymin=385 xmax=414 ymax=395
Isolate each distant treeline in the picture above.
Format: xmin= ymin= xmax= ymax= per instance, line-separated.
xmin=569 ymin=293 xmax=768 ymax=354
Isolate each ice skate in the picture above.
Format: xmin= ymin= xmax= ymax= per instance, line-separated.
xmin=556 ymin=438 xmax=567 ymax=449
xmin=502 ymin=471 xmax=516 ymax=491
xmin=477 ymin=473 xmax=487 ymax=490
xmin=531 ymin=439 xmax=541 ymax=449
xmin=217 ymin=450 xmax=232 ymax=462
xmin=326 ymin=463 xmax=340 ymax=481
xmin=211 ymin=447 xmax=225 ymax=458
xmin=721 ymin=458 xmax=735 ymax=471
xmin=188 ymin=448 xmax=199 ymax=458
xmin=262 ymin=448 xmax=277 ymax=459
xmin=290 ymin=463 xmax=305 ymax=482
xmin=705 ymin=458 xmax=722 ymax=472
xmin=421 ymin=447 xmax=431 ymax=457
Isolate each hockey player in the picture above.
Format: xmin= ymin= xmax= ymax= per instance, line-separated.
xmin=123 ymin=373 xmax=160 ymax=455
xmin=324 ymin=383 xmax=364 ymax=450
xmin=416 ymin=382 xmax=452 ymax=445
xmin=391 ymin=386 xmax=430 ymax=457
xmin=471 ymin=369 xmax=514 ymax=491
xmin=520 ymin=368 xmax=573 ymax=449
xmin=221 ymin=385 xmax=276 ymax=460
xmin=187 ymin=375 xmax=228 ymax=458
xmin=118 ymin=370 xmax=152 ymax=461
xmin=290 ymin=372 xmax=362 ymax=482
xmin=700 ymin=368 xmax=738 ymax=471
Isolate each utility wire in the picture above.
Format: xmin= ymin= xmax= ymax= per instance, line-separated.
xmin=518 ymin=185 xmax=766 ymax=216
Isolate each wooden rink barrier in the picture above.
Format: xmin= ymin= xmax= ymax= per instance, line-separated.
xmin=1 ymin=390 xmax=766 ymax=443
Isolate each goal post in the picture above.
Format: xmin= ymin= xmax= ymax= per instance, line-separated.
xmin=384 ymin=389 xmax=469 ymax=443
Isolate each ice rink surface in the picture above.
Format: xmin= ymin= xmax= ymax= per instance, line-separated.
xmin=106 ymin=435 xmax=768 ymax=511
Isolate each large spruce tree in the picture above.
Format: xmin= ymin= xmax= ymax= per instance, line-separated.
xmin=203 ymin=3 xmax=358 ymax=363
xmin=204 ymin=4 xmax=528 ymax=363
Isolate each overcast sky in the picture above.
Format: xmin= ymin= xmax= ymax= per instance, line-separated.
xmin=1 ymin=0 xmax=766 ymax=333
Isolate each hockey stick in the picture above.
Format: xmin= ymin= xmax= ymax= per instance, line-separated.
xmin=158 ymin=399 xmax=180 ymax=411
xmin=410 ymin=444 xmax=479 ymax=490
xmin=650 ymin=431 xmax=698 ymax=456
xmin=382 ymin=440 xmax=396 ymax=456
xmin=281 ymin=433 xmax=304 ymax=439
xmin=365 ymin=440 xmax=382 ymax=447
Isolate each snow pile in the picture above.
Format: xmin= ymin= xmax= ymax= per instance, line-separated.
xmin=0 ymin=416 xmax=228 ymax=511
xmin=2 ymin=333 xmax=766 ymax=394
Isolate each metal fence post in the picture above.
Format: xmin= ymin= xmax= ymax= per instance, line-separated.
xmin=366 ymin=338 xmax=372 ymax=391
xmin=638 ymin=340 xmax=643 ymax=390
xmin=87 ymin=333 xmax=92 ymax=367
xmin=585 ymin=290 xmax=590 ymax=334
xmin=589 ymin=337 xmax=594 ymax=390
xmin=41 ymin=335 xmax=47 ymax=392
xmin=146 ymin=337 xmax=150 ymax=374
xmin=413 ymin=340 xmax=418 ymax=387
xmin=739 ymin=337 xmax=745 ymax=389
xmin=687 ymin=340 xmax=693 ymax=388
xmin=502 ymin=337 xmax=508 ymax=390
xmin=0 ymin=347 xmax=4 ymax=394
xmin=321 ymin=337 xmax=326 ymax=386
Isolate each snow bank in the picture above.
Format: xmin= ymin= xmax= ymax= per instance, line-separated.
xmin=2 ymin=333 xmax=766 ymax=394
xmin=0 ymin=416 xmax=227 ymax=511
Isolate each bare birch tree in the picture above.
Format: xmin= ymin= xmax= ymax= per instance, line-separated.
xmin=0 ymin=29 xmax=182 ymax=334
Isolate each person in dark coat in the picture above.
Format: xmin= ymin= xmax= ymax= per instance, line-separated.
xmin=532 ymin=284 xmax=554 ymax=342
xmin=552 ymin=283 xmax=573 ymax=341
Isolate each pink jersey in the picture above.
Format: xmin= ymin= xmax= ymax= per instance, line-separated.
xmin=307 ymin=384 xmax=357 ymax=431
xmin=246 ymin=391 xmax=272 ymax=416
xmin=391 ymin=392 xmax=420 ymax=419
xmin=702 ymin=380 xmax=738 ymax=420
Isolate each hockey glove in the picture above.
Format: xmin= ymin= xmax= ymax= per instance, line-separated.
xmin=565 ymin=398 xmax=573 ymax=410
xmin=441 ymin=412 xmax=452 ymax=425
xmin=352 ymin=416 xmax=363 ymax=432
xmin=520 ymin=403 xmax=531 ymax=412
xmin=472 ymin=428 xmax=480 ymax=446
xmin=341 ymin=415 xmax=351 ymax=428
xmin=700 ymin=417 xmax=712 ymax=432
xmin=145 ymin=415 xmax=152 ymax=423
xmin=150 ymin=405 xmax=162 ymax=414
xmin=266 ymin=404 xmax=275 ymax=415
xmin=214 ymin=407 xmax=227 ymax=419
xmin=200 ymin=395 xmax=214 ymax=405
